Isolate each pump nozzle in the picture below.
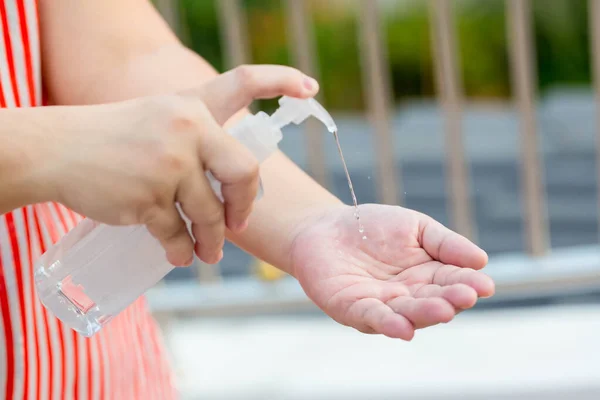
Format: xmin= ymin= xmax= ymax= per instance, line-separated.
xmin=209 ymin=95 xmax=338 ymax=202
xmin=270 ymin=96 xmax=337 ymax=133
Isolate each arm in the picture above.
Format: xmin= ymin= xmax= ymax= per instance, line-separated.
xmin=39 ymin=1 xmax=495 ymax=342
xmin=0 ymin=108 xmax=51 ymax=212
xmin=40 ymin=0 xmax=341 ymax=275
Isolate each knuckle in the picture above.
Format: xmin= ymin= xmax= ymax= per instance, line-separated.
xmin=142 ymin=207 xmax=185 ymax=242
xmin=160 ymin=224 xmax=185 ymax=244
xmin=138 ymin=204 xmax=163 ymax=228
xmin=168 ymin=113 xmax=200 ymax=134
xmin=234 ymin=65 xmax=258 ymax=93
xmin=202 ymin=206 xmax=224 ymax=227
xmin=141 ymin=103 xmax=202 ymax=177
xmin=152 ymin=94 xmax=208 ymax=134
xmin=226 ymin=150 xmax=259 ymax=183
xmin=148 ymin=180 xmax=171 ymax=206
xmin=133 ymin=187 xmax=170 ymax=223
xmin=147 ymin=95 xmax=187 ymax=120
xmin=231 ymin=201 xmax=254 ymax=217
xmin=157 ymin=149 xmax=192 ymax=175
xmin=165 ymin=106 xmax=203 ymax=134
xmin=193 ymin=223 xmax=221 ymax=244
xmin=240 ymin=157 xmax=260 ymax=181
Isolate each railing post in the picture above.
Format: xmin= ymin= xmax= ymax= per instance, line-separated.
xmin=283 ymin=0 xmax=329 ymax=188
xmin=357 ymin=0 xmax=400 ymax=205
xmin=217 ymin=0 xmax=251 ymax=69
xmin=506 ymin=0 xmax=548 ymax=256
xmin=155 ymin=0 xmax=182 ymax=36
xmin=590 ymin=0 xmax=600 ymax=243
xmin=429 ymin=0 xmax=476 ymax=241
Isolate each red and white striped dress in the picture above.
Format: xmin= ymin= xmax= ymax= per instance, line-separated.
xmin=1 ymin=1 xmax=178 ymax=398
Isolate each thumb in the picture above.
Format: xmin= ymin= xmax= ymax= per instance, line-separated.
xmin=188 ymin=65 xmax=319 ymax=125
xmin=418 ymin=214 xmax=489 ymax=270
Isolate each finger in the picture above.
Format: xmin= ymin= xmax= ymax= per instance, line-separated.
xmin=143 ymin=205 xmax=194 ymax=267
xmin=198 ymin=119 xmax=260 ymax=232
xmin=193 ymin=65 xmax=319 ymax=124
xmin=418 ymin=215 xmax=488 ymax=270
xmin=405 ymin=263 xmax=496 ymax=298
xmin=431 ymin=265 xmax=496 ymax=298
xmin=177 ymin=168 xmax=225 ymax=264
xmin=325 ymin=281 xmax=411 ymax=316
xmin=345 ymin=298 xmax=414 ymax=340
xmin=386 ymin=296 xmax=454 ymax=329
xmin=413 ymin=283 xmax=478 ymax=310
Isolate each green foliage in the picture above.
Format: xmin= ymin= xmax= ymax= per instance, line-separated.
xmin=313 ymin=6 xmax=364 ymax=111
xmin=169 ymin=0 xmax=594 ymax=111
xmin=179 ymin=0 xmax=223 ymax=72
xmin=385 ymin=1 xmax=435 ymax=101
xmin=456 ymin=0 xmax=510 ymax=98
xmin=532 ymin=0 xmax=591 ymax=89
xmin=244 ymin=0 xmax=291 ymax=111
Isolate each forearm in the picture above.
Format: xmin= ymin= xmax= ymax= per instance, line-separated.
xmin=0 ymin=108 xmax=59 ymax=212
xmin=49 ymin=43 xmax=218 ymax=104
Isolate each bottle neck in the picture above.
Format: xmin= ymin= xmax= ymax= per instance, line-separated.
xmin=269 ymin=108 xmax=291 ymax=130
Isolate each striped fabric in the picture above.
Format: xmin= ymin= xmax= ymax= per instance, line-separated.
xmin=1 ymin=1 xmax=178 ymax=399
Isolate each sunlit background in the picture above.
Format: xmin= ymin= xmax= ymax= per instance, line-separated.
xmin=147 ymin=0 xmax=600 ymax=399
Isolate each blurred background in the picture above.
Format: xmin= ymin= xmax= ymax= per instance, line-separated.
xmin=147 ymin=0 xmax=600 ymax=399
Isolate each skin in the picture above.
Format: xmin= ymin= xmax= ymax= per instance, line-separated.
xmin=291 ymin=204 xmax=493 ymax=340
xmin=0 ymin=0 xmax=496 ymax=340
xmin=0 ymin=66 xmax=321 ymax=267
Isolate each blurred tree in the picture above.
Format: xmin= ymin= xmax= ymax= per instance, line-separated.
xmin=532 ymin=0 xmax=591 ymax=90
xmin=244 ymin=0 xmax=291 ymax=111
xmin=456 ymin=0 xmax=510 ymax=98
xmin=179 ymin=0 xmax=224 ymax=72
xmin=313 ymin=3 xmax=364 ymax=111
xmin=161 ymin=0 xmax=594 ymax=110
xmin=385 ymin=1 xmax=436 ymax=102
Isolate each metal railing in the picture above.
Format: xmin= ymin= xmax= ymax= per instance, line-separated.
xmin=506 ymin=0 xmax=548 ymax=256
xmin=152 ymin=0 xmax=600 ymax=306
xmin=429 ymin=0 xmax=474 ymax=241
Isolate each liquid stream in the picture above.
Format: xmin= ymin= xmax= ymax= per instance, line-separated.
xmin=332 ymin=130 xmax=367 ymax=240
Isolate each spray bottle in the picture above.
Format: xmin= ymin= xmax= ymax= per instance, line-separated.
xmin=34 ymin=96 xmax=337 ymax=337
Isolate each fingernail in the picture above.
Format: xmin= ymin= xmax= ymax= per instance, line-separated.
xmin=215 ymin=250 xmax=224 ymax=263
xmin=303 ymin=76 xmax=318 ymax=92
xmin=235 ymin=219 xmax=249 ymax=232
xmin=173 ymin=255 xmax=193 ymax=268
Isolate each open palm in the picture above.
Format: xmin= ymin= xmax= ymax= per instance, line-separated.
xmin=290 ymin=204 xmax=495 ymax=340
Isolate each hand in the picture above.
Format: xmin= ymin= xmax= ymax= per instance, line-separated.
xmin=44 ymin=65 xmax=319 ymax=266
xmin=290 ymin=204 xmax=495 ymax=340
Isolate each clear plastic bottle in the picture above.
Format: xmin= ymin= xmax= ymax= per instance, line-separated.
xmin=33 ymin=96 xmax=337 ymax=337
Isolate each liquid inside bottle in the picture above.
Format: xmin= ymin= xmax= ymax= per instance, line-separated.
xmin=34 ymin=218 xmax=175 ymax=336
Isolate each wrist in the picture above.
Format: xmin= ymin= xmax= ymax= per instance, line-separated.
xmin=283 ymin=202 xmax=345 ymax=278
xmin=29 ymin=106 xmax=80 ymax=205
xmin=227 ymin=184 xmax=343 ymax=279
xmin=0 ymin=108 xmax=63 ymax=209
